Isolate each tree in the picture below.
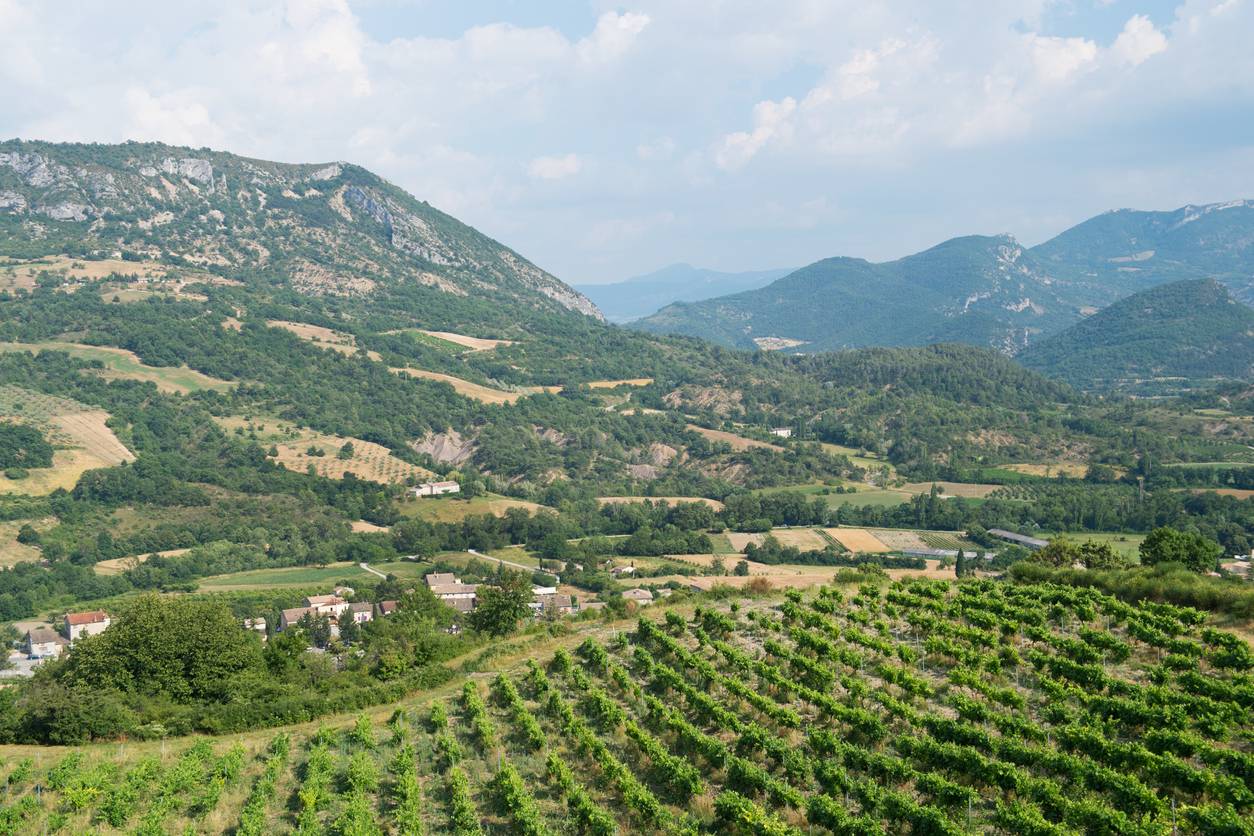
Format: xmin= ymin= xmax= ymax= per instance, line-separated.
xmin=468 ymin=571 xmax=532 ymax=637
xmin=1140 ymin=528 xmax=1224 ymax=573
xmin=1029 ymin=539 xmax=1080 ymax=569
xmin=337 ymin=441 xmax=355 ymax=460
xmin=337 ymin=610 xmax=361 ymax=644
xmin=954 ymin=549 xmax=967 ymax=578
xmin=734 ymin=560 xmax=750 ymax=577
xmin=1076 ymin=541 xmax=1129 ymax=571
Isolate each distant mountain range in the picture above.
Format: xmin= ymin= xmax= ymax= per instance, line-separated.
xmin=633 ymin=200 xmax=1254 ymax=354
xmin=574 ymin=264 xmax=793 ymax=322
xmin=1018 ymin=279 xmax=1254 ymax=393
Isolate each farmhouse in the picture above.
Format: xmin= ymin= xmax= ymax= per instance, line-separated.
xmin=243 ymin=617 xmax=267 ymax=634
xmin=409 ymin=480 xmax=460 ymax=498
xmin=377 ymin=600 xmax=399 ymax=616
xmin=348 ymin=602 xmax=374 ymax=624
xmin=63 ymin=610 xmax=110 ymax=642
xmin=769 ymin=427 xmax=793 ymax=439
xmin=428 ymin=582 xmax=479 ymax=612
xmin=609 ymin=565 xmax=636 ymax=577
xmin=24 ymin=628 xmax=65 ymax=659
xmin=425 ymin=572 xmax=459 ymax=587
xmin=304 ymin=594 xmax=351 ymax=618
xmin=622 ymin=588 xmax=654 ymax=606
xmin=987 ymin=529 xmax=1049 ymax=550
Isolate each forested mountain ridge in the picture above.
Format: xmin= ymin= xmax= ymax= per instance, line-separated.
xmin=1018 ymin=279 xmax=1254 ymax=393
xmin=633 ymin=200 xmax=1254 ymax=354
xmin=635 ymin=234 xmax=1085 ymax=353
xmin=0 ymin=139 xmax=600 ymax=321
xmin=1032 ymin=200 xmax=1254 ymax=305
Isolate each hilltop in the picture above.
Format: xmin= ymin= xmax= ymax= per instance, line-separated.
xmin=0 ymin=139 xmax=600 ymax=323
xmin=633 ymin=200 xmax=1254 ymax=354
xmin=1018 ymin=279 xmax=1254 ymax=393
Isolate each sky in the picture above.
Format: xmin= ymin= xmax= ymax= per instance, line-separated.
xmin=2 ymin=1 xmax=1253 ymax=285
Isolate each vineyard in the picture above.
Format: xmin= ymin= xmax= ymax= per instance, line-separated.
xmin=1 ymin=579 xmax=1251 ymax=834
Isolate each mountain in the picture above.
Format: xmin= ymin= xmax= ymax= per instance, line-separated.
xmin=633 ymin=200 xmax=1254 ymax=353
xmin=573 ymin=263 xmax=792 ymax=322
xmin=635 ymin=235 xmax=1086 ymax=353
xmin=1032 ymin=201 xmax=1254 ymax=305
xmin=0 ymin=139 xmax=600 ymax=322
xmin=1017 ymin=279 xmax=1254 ymax=393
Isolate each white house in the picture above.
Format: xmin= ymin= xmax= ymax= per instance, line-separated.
xmin=24 ymin=628 xmax=65 ymax=659
xmin=609 ymin=565 xmax=636 ymax=577
xmin=243 ymin=617 xmax=267 ymax=634
xmin=304 ymin=594 xmax=351 ymax=618
xmin=428 ymin=582 xmax=479 ymax=612
xmin=63 ymin=610 xmax=110 ymax=642
xmin=409 ymin=481 xmax=461 ymax=498
xmin=769 ymin=427 xmax=793 ymax=439
xmin=348 ymin=602 xmax=374 ymax=624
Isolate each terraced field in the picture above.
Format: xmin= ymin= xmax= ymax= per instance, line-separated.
xmin=0 ymin=385 xmax=136 ymax=495
xmin=2 ymin=580 xmax=1248 ymax=834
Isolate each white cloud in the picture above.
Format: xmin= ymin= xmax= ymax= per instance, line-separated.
xmin=576 ymin=11 xmax=651 ymax=65
xmin=1111 ymin=15 xmax=1168 ymax=67
xmin=1025 ymin=33 xmax=1098 ymax=83
xmin=714 ymin=96 xmax=796 ymax=170
xmin=528 ymin=153 xmax=582 ymax=180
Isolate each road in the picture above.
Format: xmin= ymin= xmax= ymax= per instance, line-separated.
xmin=359 ymin=562 xmax=387 ymax=579
xmin=467 ymin=548 xmax=556 ymax=581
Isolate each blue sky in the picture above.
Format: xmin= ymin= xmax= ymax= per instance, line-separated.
xmin=2 ymin=0 xmax=1252 ymax=284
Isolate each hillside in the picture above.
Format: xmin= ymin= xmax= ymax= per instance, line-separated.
xmin=1032 ymin=200 xmax=1254 ymax=305
xmin=0 ymin=139 xmax=601 ymax=324
xmin=574 ymin=263 xmax=792 ymax=322
xmin=633 ymin=200 xmax=1254 ymax=354
xmin=1018 ymin=279 xmax=1254 ymax=392
xmin=635 ymin=235 xmax=1084 ymax=353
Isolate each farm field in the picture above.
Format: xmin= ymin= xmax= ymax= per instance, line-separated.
xmin=901 ymin=481 xmax=1001 ymax=499
xmin=195 ymin=560 xmax=429 ymax=592
xmin=725 ymin=528 xmax=830 ymax=552
xmin=686 ymin=425 xmax=783 ymax=452
xmin=92 ymin=548 xmax=190 ymax=575
xmin=1002 ymin=462 xmax=1089 ymax=478
xmin=390 ymin=367 xmax=549 ymax=405
xmin=0 ymin=254 xmax=215 ymax=291
xmin=1044 ymin=531 xmax=1147 ymax=559
xmin=4 ymin=580 xmax=1246 ymax=834
xmin=824 ymin=527 xmax=892 ymax=553
xmin=753 ymin=481 xmax=914 ymax=508
xmin=819 ymin=442 xmax=896 ymax=473
xmin=0 ymin=385 xmax=136 ymax=496
xmin=269 ymin=433 xmax=434 ymax=484
xmin=396 ymin=494 xmax=549 ymax=523
xmin=0 ymin=341 xmax=234 ymax=394
xmin=414 ymin=329 xmax=515 ymax=351
xmin=0 ymin=518 xmax=54 ymax=567
xmin=267 ymin=320 xmax=383 ymax=361
xmin=1189 ymin=487 xmax=1254 ymax=499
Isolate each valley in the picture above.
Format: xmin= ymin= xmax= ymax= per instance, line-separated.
xmin=0 ymin=140 xmax=1250 ymax=835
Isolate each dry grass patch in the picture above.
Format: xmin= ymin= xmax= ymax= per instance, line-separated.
xmin=596 ymin=496 xmax=725 ymax=510
xmin=271 ymin=434 xmax=433 ymax=484
xmin=415 ymin=330 xmax=515 ymax=351
xmin=0 ymin=386 xmax=135 ymax=496
xmin=0 ymin=255 xmax=214 ymax=291
xmin=0 ymin=517 xmax=55 ymax=567
xmin=94 ymin=548 xmax=190 ymax=575
xmin=391 ymin=367 xmax=544 ymax=405
xmin=267 ymin=319 xmax=382 ymax=361
xmin=687 ymin=425 xmax=783 ymax=451
xmin=769 ymin=528 xmax=831 ymax=550
xmin=0 ymin=341 xmax=233 ymax=394
xmin=586 ymin=378 xmax=654 ymax=389
xmin=824 ymin=527 xmax=892 ymax=553
xmin=398 ymin=494 xmax=547 ymax=523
